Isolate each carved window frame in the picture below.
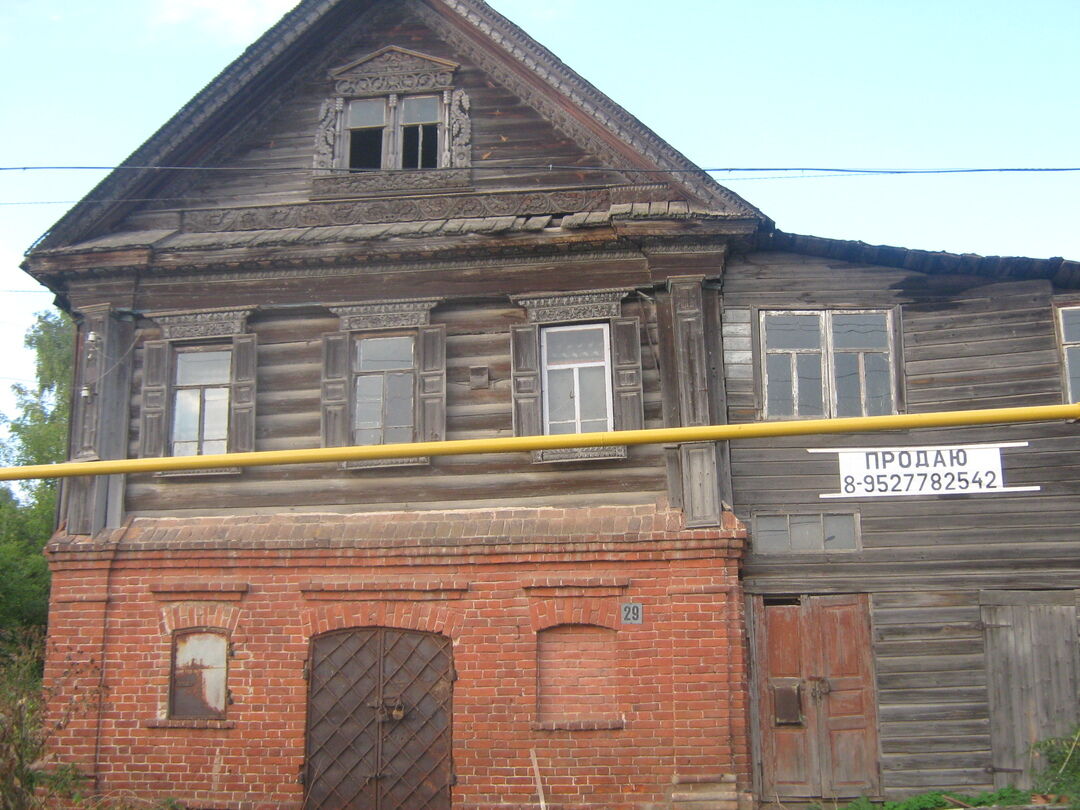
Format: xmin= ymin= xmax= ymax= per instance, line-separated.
xmin=510 ymin=290 xmax=644 ymax=463
xmin=312 ymin=46 xmax=472 ymax=198
xmin=139 ymin=308 xmax=256 ymax=477
xmin=1056 ymin=304 xmax=1080 ymax=403
xmin=322 ymin=298 xmax=445 ymax=470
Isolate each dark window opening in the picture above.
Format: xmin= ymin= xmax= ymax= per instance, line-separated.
xmin=349 ymin=129 xmax=383 ymax=171
xmin=402 ymin=123 xmax=439 ymax=169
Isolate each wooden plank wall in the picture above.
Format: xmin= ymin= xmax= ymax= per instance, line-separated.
xmin=124 ymin=298 xmax=668 ymax=516
xmin=722 ymin=251 xmax=1080 ymax=794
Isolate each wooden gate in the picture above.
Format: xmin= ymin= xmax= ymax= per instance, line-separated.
xmin=982 ymin=591 xmax=1080 ymax=788
xmin=753 ymin=594 xmax=880 ymax=799
xmin=304 ymin=628 xmax=453 ymax=810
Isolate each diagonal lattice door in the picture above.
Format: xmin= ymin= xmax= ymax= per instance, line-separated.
xmin=304 ymin=628 xmax=453 ymax=810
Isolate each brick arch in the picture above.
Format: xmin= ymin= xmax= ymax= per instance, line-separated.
xmin=529 ymin=596 xmax=619 ymax=632
xmin=159 ymin=601 xmax=242 ymax=635
xmin=300 ymin=601 xmax=464 ymax=641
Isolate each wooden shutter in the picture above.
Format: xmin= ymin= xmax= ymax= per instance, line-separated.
xmin=229 ymin=334 xmax=257 ymax=453
xmin=510 ymin=324 xmax=542 ymax=437
xmin=139 ymin=340 xmax=169 ymax=458
xmin=417 ymin=324 xmax=446 ymax=442
xmin=321 ymin=332 xmax=350 ymax=448
xmin=611 ymin=317 xmax=644 ymax=431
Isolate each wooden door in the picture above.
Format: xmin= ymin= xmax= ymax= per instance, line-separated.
xmin=754 ymin=594 xmax=880 ymax=799
xmin=304 ymin=628 xmax=454 ymax=810
xmin=982 ymin=591 xmax=1080 ymax=788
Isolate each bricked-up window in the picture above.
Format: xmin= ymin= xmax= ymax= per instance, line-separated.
xmin=170 ymin=629 xmax=228 ymax=719
xmin=760 ymin=310 xmax=898 ymax=419
xmin=537 ymin=624 xmax=621 ymax=729
xmin=1059 ymin=307 xmax=1080 ymax=402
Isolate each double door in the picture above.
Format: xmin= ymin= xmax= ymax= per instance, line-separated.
xmin=753 ymin=594 xmax=880 ymax=799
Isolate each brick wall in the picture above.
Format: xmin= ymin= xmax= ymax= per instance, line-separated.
xmin=44 ymin=502 xmax=748 ymax=810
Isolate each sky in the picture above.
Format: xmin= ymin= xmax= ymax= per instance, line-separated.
xmin=1 ymin=0 xmax=1078 ymax=420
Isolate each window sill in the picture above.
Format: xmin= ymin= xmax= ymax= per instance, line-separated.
xmin=145 ymin=718 xmax=235 ymax=730
xmin=155 ymin=467 xmax=241 ymax=478
xmin=532 ymin=446 xmax=627 ymax=464
xmin=312 ymin=169 xmax=472 ymax=199
xmin=533 ymin=718 xmax=625 ymax=732
xmin=342 ymin=457 xmax=430 ymax=471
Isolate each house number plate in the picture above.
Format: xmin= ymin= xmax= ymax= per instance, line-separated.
xmin=621 ymin=603 xmax=644 ymax=624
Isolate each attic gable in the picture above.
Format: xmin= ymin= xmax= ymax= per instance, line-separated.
xmin=328 ymin=46 xmax=460 ymax=95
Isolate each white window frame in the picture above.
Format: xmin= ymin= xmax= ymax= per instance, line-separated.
xmin=170 ymin=344 xmax=232 ymax=457
xmin=344 ymin=93 xmax=447 ymax=172
xmin=350 ymin=332 xmax=418 ymax=446
xmin=1058 ymin=305 xmax=1080 ymax=403
xmin=540 ymin=323 xmax=615 ymax=436
xmin=759 ymin=309 xmax=898 ymax=419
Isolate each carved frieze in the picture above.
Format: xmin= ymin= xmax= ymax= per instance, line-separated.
xmin=513 ymin=289 xmax=629 ymax=324
xmin=312 ymin=168 xmax=471 ymax=198
xmin=184 ymin=188 xmax=611 ymax=232
xmin=151 ymin=308 xmax=252 ymax=340
xmin=330 ymin=298 xmax=441 ymax=331
xmin=329 ymin=47 xmax=459 ymax=97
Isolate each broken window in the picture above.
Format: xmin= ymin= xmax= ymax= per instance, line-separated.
xmin=1059 ymin=306 xmax=1080 ymax=402
xmin=346 ymin=94 xmax=443 ymax=172
xmin=752 ymin=512 xmax=859 ymax=554
xmin=761 ymin=310 xmax=897 ymax=418
xmin=170 ymin=629 xmax=228 ymax=719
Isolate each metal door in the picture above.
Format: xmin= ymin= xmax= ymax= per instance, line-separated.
xmin=304 ymin=628 xmax=453 ymax=810
xmin=754 ymin=594 xmax=880 ymax=799
xmin=982 ymin=591 xmax=1080 ymax=788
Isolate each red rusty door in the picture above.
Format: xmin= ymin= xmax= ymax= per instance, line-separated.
xmin=754 ymin=594 xmax=880 ymax=799
xmin=303 ymin=628 xmax=453 ymax=810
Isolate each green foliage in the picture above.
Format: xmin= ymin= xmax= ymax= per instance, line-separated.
xmin=1033 ymin=726 xmax=1080 ymax=809
xmin=0 ymin=311 xmax=73 ymax=631
xmin=809 ymin=786 xmax=1036 ymax=810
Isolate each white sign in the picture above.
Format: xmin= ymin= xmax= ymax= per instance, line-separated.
xmin=809 ymin=442 xmax=1040 ymax=499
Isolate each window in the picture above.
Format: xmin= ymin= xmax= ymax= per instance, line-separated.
xmin=347 ymin=95 xmax=443 ymax=171
xmin=1059 ymin=306 xmax=1080 ymax=402
xmin=541 ymin=324 xmax=614 ymax=435
xmin=322 ymin=300 xmax=445 ymax=468
xmin=171 ymin=348 xmax=231 ymax=456
xmin=140 ymin=309 xmax=256 ymax=466
xmin=760 ymin=310 xmax=896 ymax=418
xmin=753 ymin=512 xmax=859 ymax=554
xmin=510 ymin=291 xmax=644 ymax=463
xmin=170 ymin=629 xmax=228 ymax=719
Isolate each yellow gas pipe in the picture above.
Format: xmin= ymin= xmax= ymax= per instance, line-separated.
xmin=0 ymin=402 xmax=1076 ymax=482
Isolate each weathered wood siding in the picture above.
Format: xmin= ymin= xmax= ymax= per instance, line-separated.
xmin=124 ymin=297 xmax=667 ymax=516
xmin=724 ymin=251 xmax=1080 ymax=795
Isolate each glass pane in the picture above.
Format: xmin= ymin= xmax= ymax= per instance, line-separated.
xmin=577 ymin=366 xmax=609 ymax=423
xmin=173 ymin=441 xmax=199 ymax=456
xmin=547 ymin=422 xmax=575 ymax=435
xmin=354 ymin=376 xmax=384 ymax=429
xmin=1061 ymin=308 xmax=1080 ymax=343
xmin=348 ymin=98 xmax=385 ymax=128
xmin=796 ymin=354 xmax=824 ymax=416
xmin=355 ymin=427 xmax=380 ymax=445
xmin=789 ymin=514 xmax=822 ymax=550
xmin=764 ymin=314 xmax=821 ymax=350
xmin=580 ymin=419 xmax=608 ymax=432
xmin=1068 ymin=346 xmax=1080 ymax=401
xmin=754 ymin=516 xmax=789 ymax=554
xmin=546 ymin=367 xmax=575 ymax=425
xmin=545 ymin=326 xmax=606 ymax=364
xmin=402 ymin=95 xmax=439 ymax=124
xmin=863 ymin=353 xmax=893 ymax=415
xmin=824 ymin=514 xmax=857 ymax=550
xmin=172 ymin=388 xmax=201 ymax=442
xmin=384 ymin=426 xmax=412 ymax=444
xmin=384 ymin=372 xmax=414 ymax=429
xmin=832 ymin=313 xmax=888 ymax=350
xmin=176 ymin=350 xmax=231 ymax=385
xmin=202 ymin=387 xmax=229 ymax=440
xmin=202 ymin=440 xmax=227 ymax=456
xmin=833 ymin=353 xmax=862 ymax=417
xmin=765 ymin=354 xmax=794 ymax=416
xmin=357 ymin=336 xmax=413 ymax=371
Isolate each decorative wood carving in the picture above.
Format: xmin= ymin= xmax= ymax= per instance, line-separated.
xmin=184 ymin=188 xmax=610 ymax=232
xmin=329 ymin=46 xmax=459 ymax=97
xmin=329 ymin=298 xmax=441 ymax=331
xmin=449 ymin=89 xmax=472 ymax=168
xmin=312 ymin=168 xmax=471 ymax=198
xmin=513 ymin=289 xmax=629 ymax=324
xmin=151 ymin=308 xmax=252 ymax=340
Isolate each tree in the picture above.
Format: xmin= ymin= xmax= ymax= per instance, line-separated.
xmin=0 ymin=311 xmax=73 ymax=630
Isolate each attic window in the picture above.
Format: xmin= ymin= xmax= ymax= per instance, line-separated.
xmin=347 ymin=94 xmax=443 ymax=172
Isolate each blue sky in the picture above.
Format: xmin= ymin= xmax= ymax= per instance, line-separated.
xmin=1 ymin=0 xmax=1077 ymax=417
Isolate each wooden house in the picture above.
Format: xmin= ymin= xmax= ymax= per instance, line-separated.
xmin=22 ymin=1 xmax=1080 ymax=808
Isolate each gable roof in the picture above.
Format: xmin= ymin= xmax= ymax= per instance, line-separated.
xmin=29 ymin=0 xmax=767 ymax=254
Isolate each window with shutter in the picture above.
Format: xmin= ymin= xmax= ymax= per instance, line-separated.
xmin=139 ymin=309 xmax=256 ymax=476
xmin=510 ymin=291 xmax=643 ymax=463
xmin=322 ymin=299 xmax=444 ymax=469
